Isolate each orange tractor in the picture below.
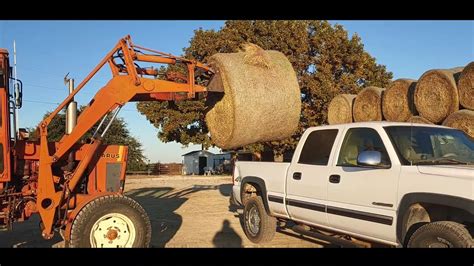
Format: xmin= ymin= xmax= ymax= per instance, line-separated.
xmin=0 ymin=35 xmax=216 ymax=247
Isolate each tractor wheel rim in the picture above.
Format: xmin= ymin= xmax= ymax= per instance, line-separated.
xmin=247 ymin=206 xmax=260 ymax=236
xmin=90 ymin=213 xmax=136 ymax=247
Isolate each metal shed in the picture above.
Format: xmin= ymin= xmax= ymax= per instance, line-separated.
xmin=181 ymin=150 xmax=215 ymax=175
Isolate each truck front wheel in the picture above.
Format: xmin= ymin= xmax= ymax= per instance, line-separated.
xmin=69 ymin=195 xmax=152 ymax=248
xmin=407 ymin=221 xmax=473 ymax=248
xmin=243 ymin=196 xmax=276 ymax=244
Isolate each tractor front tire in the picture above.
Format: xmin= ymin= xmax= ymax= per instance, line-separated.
xmin=69 ymin=195 xmax=151 ymax=248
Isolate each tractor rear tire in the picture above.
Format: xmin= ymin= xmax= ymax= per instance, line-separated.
xmin=69 ymin=195 xmax=151 ymax=248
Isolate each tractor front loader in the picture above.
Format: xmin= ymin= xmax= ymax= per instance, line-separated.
xmin=0 ymin=35 xmax=218 ymax=247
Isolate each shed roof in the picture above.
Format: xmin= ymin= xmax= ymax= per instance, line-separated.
xmin=181 ymin=150 xmax=215 ymax=157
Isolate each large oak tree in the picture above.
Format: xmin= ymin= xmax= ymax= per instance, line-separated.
xmin=137 ymin=20 xmax=393 ymax=157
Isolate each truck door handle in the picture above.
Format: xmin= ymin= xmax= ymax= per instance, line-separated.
xmin=293 ymin=172 xmax=302 ymax=180
xmin=329 ymin=175 xmax=340 ymax=183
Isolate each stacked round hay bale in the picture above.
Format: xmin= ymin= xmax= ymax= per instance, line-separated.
xmin=325 ymin=62 xmax=473 ymax=138
xmin=205 ymin=43 xmax=301 ymax=149
xmin=442 ymin=109 xmax=474 ymax=138
xmin=382 ymin=79 xmax=417 ymax=122
xmin=327 ymin=94 xmax=357 ymax=124
xmin=353 ymin=86 xmax=385 ymax=122
xmin=414 ymin=67 xmax=463 ymax=123
xmin=406 ymin=116 xmax=433 ymax=124
xmin=458 ymin=62 xmax=474 ymax=110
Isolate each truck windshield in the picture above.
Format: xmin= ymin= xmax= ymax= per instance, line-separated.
xmin=384 ymin=126 xmax=474 ymax=165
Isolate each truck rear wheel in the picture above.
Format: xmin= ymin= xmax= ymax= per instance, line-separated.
xmin=69 ymin=195 xmax=151 ymax=248
xmin=407 ymin=221 xmax=473 ymax=248
xmin=243 ymin=196 xmax=276 ymax=244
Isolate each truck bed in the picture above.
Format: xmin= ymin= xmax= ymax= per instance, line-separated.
xmin=234 ymin=161 xmax=290 ymax=204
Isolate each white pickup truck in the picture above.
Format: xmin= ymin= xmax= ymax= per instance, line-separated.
xmin=231 ymin=122 xmax=474 ymax=247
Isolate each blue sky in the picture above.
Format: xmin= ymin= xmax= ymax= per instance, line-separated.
xmin=0 ymin=20 xmax=472 ymax=162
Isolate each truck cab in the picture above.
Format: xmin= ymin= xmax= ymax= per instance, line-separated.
xmin=232 ymin=122 xmax=474 ymax=247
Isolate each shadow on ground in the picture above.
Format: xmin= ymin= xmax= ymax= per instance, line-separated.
xmin=224 ymin=185 xmax=377 ymax=248
xmin=0 ymin=184 xmax=231 ymax=248
xmin=0 ymin=215 xmax=63 ymax=247
xmin=127 ymin=184 xmax=230 ymax=247
xmin=212 ymin=219 xmax=242 ymax=247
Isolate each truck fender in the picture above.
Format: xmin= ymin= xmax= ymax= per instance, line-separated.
xmin=240 ymin=176 xmax=271 ymax=215
xmin=396 ymin=192 xmax=474 ymax=244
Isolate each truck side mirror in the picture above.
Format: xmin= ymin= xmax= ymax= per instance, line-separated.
xmin=14 ymin=82 xmax=22 ymax=109
xmin=357 ymin=151 xmax=382 ymax=167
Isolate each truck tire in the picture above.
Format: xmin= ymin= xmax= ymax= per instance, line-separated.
xmin=407 ymin=221 xmax=473 ymax=248
xmin=69 ymin=195 xmax=151 ymax=248
xmin=243 ymin=196 xmax=276 ymax=244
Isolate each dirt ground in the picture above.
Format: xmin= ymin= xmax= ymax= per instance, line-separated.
xmin=0 ymin=175 xmax=376 ymax=248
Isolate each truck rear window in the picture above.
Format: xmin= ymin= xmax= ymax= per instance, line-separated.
xmin=298 ymin=129 xmax=338 ymax=165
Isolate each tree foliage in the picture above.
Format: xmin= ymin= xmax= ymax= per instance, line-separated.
xmin=137 ymin=20 xmax=393 ymax=156
xmin=29 ymin=106 xmax=148 ymax=171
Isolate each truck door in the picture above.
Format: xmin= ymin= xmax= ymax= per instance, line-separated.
xmin=327 ymin=127 xmax=400 ymax=243
xmin=0 ymin=49 xmax=12 ymax=183
xmin=285 ymin=128 xmax=340 ymax=227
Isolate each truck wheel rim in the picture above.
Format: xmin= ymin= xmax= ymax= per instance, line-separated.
xmin=90 ymin=213 xmax=136 ymax=247
xmin=428 ymin=237 xmax=452 ymax=248
xmin=247 ymin=206 xmax=260 ymax=236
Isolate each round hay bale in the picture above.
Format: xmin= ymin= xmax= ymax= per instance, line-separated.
xmin=414 ymin=68 xmax=463 ymax=123
xmin=353 ymin=86 xmax=385 ymax=122
xmin=205 ymin=44 xmax=301 ymax=149
xmin=458 ymin=62 xmax=474 ymax=110
xmin=406 ymin=116 xmax=433 ymax=124
xmin=382 ymin=79 xmax=417 ymax=122
xmin=327 ymin=94 xmax=356 ymax=125
xmin=442 ymin=109 xmax=474 ymax=138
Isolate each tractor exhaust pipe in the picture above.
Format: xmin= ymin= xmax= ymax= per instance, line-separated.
xmin=66 ymin=78 xmax=77 ymax=134
xmin=65 ymin=77 xmax=77 ymax=172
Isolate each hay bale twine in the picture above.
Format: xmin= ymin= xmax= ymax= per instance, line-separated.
xmin=414 ymin=68 xmax=463 ymax=123
xmin=328 ymin=94 xmax=356 ymax=125
xmin=382 ymin=79 xmax=417 ymax=122
xmin=406 ymin=116 xmax=433 ymax=124
xmin=353 ymin=86 xmax=385 ymax=122
xmin=442 ymin=109 xmax=474 ymax=138
xmin=205 ymin=43 xmax=301 ymax=149
xmin=458 ymin=62 xmax=474 ymax=110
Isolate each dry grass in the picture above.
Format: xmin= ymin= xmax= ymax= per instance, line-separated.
xmin=205 ymin=44 xmax=301 ymax=149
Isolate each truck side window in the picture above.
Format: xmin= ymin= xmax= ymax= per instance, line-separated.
xmin=298 ymin=129 xmax=338 ymax=165
xmin=337 ymin=128 xmax=390 ymax=167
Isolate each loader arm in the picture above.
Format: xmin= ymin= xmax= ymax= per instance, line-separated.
xmin=36 ymin=35 xmax=215 ymax=238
